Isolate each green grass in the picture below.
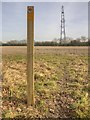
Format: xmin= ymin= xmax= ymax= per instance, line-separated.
xmin=2 ymin=48 xmax=89 ymax=118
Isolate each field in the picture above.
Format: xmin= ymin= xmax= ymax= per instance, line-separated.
xmin=1 ymin=46 xmax=90 ymax=118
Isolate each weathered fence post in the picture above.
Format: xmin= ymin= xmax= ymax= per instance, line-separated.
xmin=27 ymin=6 xmax=34 ymax=106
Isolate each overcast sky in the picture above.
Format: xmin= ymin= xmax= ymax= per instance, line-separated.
xmin=0 ymin=1 xmax=88 ymax=41
xmin=1 ymin=0 xmax=89 ymax=2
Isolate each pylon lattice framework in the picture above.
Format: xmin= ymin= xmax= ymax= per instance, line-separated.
xmin=60 ymin=5 xmax=66 ymax=44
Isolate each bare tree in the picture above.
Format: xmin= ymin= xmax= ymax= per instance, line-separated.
xmin=81 ymin=36 xmax=87 ymax=42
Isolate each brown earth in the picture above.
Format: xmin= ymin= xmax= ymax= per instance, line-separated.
xmin=1 ymin=46 xmax=88 ymax=55
xmin=1 ymin=46 xmax=89 ymax=119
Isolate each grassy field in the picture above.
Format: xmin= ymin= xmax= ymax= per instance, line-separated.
xmin=1 ymin=46 xmax=89 ymax=118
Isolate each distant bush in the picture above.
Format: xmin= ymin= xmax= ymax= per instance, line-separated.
xmin=35 ymin=41 xmax=89 ymax=46
xmin=35 ymin=41 xmax=58 ymax=46
xmin=2 ymin=43 xmax=27 ymax=46
xmin=1 ymin=40 xmax=89 ymax=46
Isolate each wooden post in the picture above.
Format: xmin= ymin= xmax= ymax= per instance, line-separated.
xmin=27 ymin=6 xmax=34 ymax=106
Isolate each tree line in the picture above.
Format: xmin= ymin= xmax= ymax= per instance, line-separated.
xmin=1 ymin=41 xmax=89 ymax=46
xmin=1 ymin=36 xmax=90 ymax=46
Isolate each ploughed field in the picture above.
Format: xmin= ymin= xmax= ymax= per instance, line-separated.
xmin=1 ymin=46 xmax=89 ymax=118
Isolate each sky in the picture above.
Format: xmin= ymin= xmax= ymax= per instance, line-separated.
xmin=0 ymin=1 xmax=88 ymax=41
xmin=1 ymin=0 xmax=89 ymax=2
xmin=89 ymin=1 xmax=90 ymax=40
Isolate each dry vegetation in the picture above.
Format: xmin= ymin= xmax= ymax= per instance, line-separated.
xmin=1 ymin=46 xmax=90 ymax=119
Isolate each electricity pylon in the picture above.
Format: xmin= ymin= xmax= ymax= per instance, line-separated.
xmin=60 ymin=5 xmax=66 ymax=44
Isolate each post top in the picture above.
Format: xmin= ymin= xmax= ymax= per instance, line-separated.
xmin=27 ymin=6 xmax=34 ymax=14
